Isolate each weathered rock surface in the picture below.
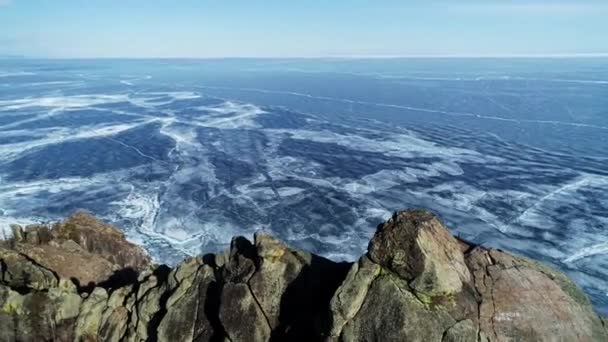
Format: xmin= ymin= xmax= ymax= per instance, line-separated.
xmin=0 ymin=209 xmax=606 ymax=341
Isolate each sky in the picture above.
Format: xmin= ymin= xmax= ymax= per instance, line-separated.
xmin=0 ymin=0 xmax=607 ymax=58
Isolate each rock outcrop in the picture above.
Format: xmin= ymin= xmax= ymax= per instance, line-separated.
xmin=1 ymin=210 xmax=606 ymax=341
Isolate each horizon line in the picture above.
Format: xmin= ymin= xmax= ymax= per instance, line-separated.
xmin=6 ymin=52 xmax=608 ymax=60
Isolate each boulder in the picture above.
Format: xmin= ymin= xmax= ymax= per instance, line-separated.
xmin=99 ymin=285 xmax=133 ymax=342
xmin=328 ymin=256 xmax=381 ymax=338
xmin=157 ymin=261 xmax=218 ymax=342
xmin=13 ymin=242 xmax=116 ymax=287
xmin=220 ymin=282 xmax=272 ymax=342
xmin=0 ymin=282 xmax=81 ymax=341
xmin=74 ymin=287 xmax=109 ymax=341
xmin=0 ymin=247 xmax=58 ymax=290
xmin=339 ymin=272 xmax=456 ymax=342
xmin=328 ymin=209 xmax=608 ymax=341
xmin=1 ymin=209 xmax=606 ymax=342
xmin=249 ymin=233 xmax=349 ymax=338
xmin=52 ymin=212 xmax=151 ymax=272
xmin=368 ymin=210 xmax=471 ymax=297
xmin=9 ymin=224 xmax=24 ymax=243
xmin=466 ymin=247 xmax=607 ymax=341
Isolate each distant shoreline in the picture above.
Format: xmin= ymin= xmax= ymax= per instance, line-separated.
xmin=4 ymin=53 xmax=608 ymax=61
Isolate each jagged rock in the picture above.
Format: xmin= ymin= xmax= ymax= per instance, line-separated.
xmin=0 ymin=247 xmax=58 ymax=290
xmin=0 ymin=283 xmax=81 ymax=341
xmin=99 ymin=306 xmax=129 ymax=342
xmin=52 ymin=212 xmax=151 ymax=271
xmin=1 ymin=211 xmax=150 ymax=293
xmin=218 ymin=236 xmax=271 ymax=341
xmin=47 ymin=281 xmax=83 ymax=323
xmin=221 ymin=282 xmax=272 ymax=342
xmin=328 ymin=256 xmax=381 ymax=338
xmin=368 ymin=210 xmax=471 ymax=297
xmin=249 ymin=233 xmax=349 ymax=338
xmin=329 ymin=210 xmax=608 ymax=341
xmin=0 ymin=209 xmax=606 ymax=342
xmin=24 ymin=229 xmax=40 ymax=245
xmin=24 ymin=224 xmax=53 ymax=245
xmin=338 ymin=272 xmax=456 ymax=342
xmin=99 ymin=285 xmax=133 ymax=342
xmin=129 ymin=272 xmax=170 ymax=341
xmin=75 ymin=287 xmax=109 ymax=341
xmin=249 ymin=233 xmax=304 ymax=329
xmin=157 ymin=260 xmax=217 ymax=342
xmin=223 ymin=236 xmax=257 ymax=283
xmin=215 ymin=233 xmax=350 ymax=341
xmin=13 ymin=242 xmax=117 ymax=287
xmin=9 ymin=224 xmax=24 ymax=243
xmin=0 ymin=286 xmax=23 ymax=341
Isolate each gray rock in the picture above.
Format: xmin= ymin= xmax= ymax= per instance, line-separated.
xmin=75 ymin=287 xmax=109 ymax=341
xmin=99 ymin=306 xmax=129 ymax=342
xmin=0 ymin=284 xmax=81 ymax=342
xmin=368 ymin=210 xmax=471 ymax=297
xmin=339 ymin=273 xmax=455 ymax=342
xmin=220 ymin=283 xmax=271 ymax=342
xmin=1 ymin=210 xmax=607 ymax=342
xmin=9 ymin=224 xmax=24 ymax=243
xmin=0 ymin=247 xmax=58 ymax=290
xmin=328 ymin=256 xmax=381 ymax=338
xmin=157 ymin=264 xmax=218 ymax=342
xmin=442 ymin=319 xmax=477 ymax=342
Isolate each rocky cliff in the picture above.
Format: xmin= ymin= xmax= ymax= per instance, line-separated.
xmin=1 ymin=210 xmax=606 ymax=342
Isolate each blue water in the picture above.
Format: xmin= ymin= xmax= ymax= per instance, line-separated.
xmin=1 ymin=58 xmax=607 ymax=314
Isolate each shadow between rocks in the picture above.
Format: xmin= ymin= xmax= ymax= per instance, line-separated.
xmin=270 ymin=255 xmax=352 ymax=342
xmin=98 ymin=267 xmax=140 ymax=291
xmin=70 ymin=267 xmax=141 ymax=294
xmin=202 ymin=252 xmax=229 ymax=342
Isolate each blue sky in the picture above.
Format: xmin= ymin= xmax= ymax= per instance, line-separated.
xmin=1 ymin=0 xmax=607 ymax=58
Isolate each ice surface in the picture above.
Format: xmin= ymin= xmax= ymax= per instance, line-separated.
xmin=0 ymin=58 xmax=606 ymax=313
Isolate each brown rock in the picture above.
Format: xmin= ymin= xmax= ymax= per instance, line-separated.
xmin=1 ymin=210 xmax=606 ymax=342
xmin=466 ymin=247 xmax=607 ymax=341
xmin=14 ymin=242 xmax=116 ymax=287
xmin=24 ymin=224 xmax=53 ymax=245
xmin=368 ymin=210 xmax=471 ymax=297
xmin=53 ymin=211 xmax=151 ymax=271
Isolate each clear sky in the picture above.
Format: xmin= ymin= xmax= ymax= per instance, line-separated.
xmin=1 ymin=0 xmax=607 ymax=58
